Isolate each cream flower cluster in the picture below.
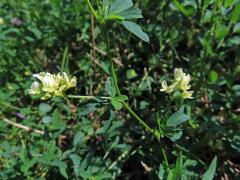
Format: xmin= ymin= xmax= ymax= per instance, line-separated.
xmin=160 ymin=68 xmax=193 ymax=99
xmin=29 ymin=72 xmax=76 ymax=100
xmin=0 ymin=17 xmax=4 ymax=24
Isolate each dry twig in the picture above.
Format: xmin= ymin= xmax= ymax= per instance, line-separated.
xmin=1 ymin=117 xmax=44 ymax=135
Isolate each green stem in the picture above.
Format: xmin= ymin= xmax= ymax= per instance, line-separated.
xmin=161 ymin=148 xmax=170 ymax=172
xmin=103 ymin=26 xmax=121 ymax=96
xmin=68 ymin=95 xmax=111 ymax=100
xmin=122 ymin=102 xmax=153 ymax=132
xmin=86 ymin=0 xmax=100 ymax=20
xmin=102 ymin=25 xmax=153 ymax=133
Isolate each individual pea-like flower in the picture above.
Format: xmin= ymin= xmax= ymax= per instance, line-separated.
xmin=174 ymin=68 xmax=191 ymax=91
xmin=182 ymin=90 xmax=193 ymax=99
xmin=160 ymin=68 xmax=193 ymax=99
xmin=28 ymin=72 xmax=77 ymax=100
xmin=160 ymin=80 xmax=177 ymax=93
xmin=28 ymin=81 xmax=41 ymax=95
xmin=0 ymin=17 xmax=4 ymax=25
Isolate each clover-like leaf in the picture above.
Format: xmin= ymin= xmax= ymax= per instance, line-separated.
xmin=121 ymin=21 xmax=149 ymax=42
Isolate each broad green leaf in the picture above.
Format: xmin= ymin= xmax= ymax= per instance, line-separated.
xmin=70 ymin=154 xmax=81 ymax=176
xmin=117 ymin=7 xmax=143 ymax=19
xmin=121 ymin=21 xmax=149 ymax=42
xmin=167 ymin=107 xmax=190 ymax=126
xmin=231 ymin=133 xmax=240 ymax=152
xmin=39 ymin=103 xmax=52 ymax=116
xmin=232 ymin=84 xmax=240 ymax=91
xmin=215 ymin=24 xmax=229 ymax=39
xmin=52 ymin=160 xmax=68 ymax=179
xmin=233 ymin=22 xmax=240 ymax=33
xmin=110 ymin=0 xmax=133 ymax=14
xmin=227 ymin=36 xmax=240 ymax=45
xmin=158 ymin=164 xmax=165 ymax=179
xmin=167 ymin=170 xmax=174 ymax=180
xmin=42 ymin=116 xmax=52 ymax=124
xmin=93 ymin=173 xmax=112 ymax=180
xmin=21 ymin=158 xmax=38 ymax=174
xmin=183 ymin=159 xmax=198 ymax=177
xmin=52 ymin=109 xmax=65 ymax=130
xmin=166 ymin=129 xmax=183 ymax=141
xmin=111 ymin=99 xmax=123 ymax=110
xmin=224 ymin=0 xmax=235 ymax=7
xmin=173 ymin=0 xmax=195 ymax=16
xmin=231 ymin=4 xmax=240 ymax=23
xmin=203 ymin=0 xmax=212 ymax=9
xmin=201 ymin=10 xmax=213 ymax=24
xmin=210 ymin=70 xmax=218 ymax=82
xmin=78 ymin=101 xmax=104 ymax=116
xmin=73 ymin=131 xmax=84 ymax=147
xmin=202 ymin=156 xmax=217 ymax=180
xmin=103 ymin=0 xmax=110 ymax=18
xmin=101 ymin=61 xmax=110 ymax=74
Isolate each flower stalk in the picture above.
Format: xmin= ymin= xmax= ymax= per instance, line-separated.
xmin=68 ymin=95 xmax=111 ymax=100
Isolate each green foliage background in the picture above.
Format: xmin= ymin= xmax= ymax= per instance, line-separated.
xmin=0 ymin=0 xmax=240 ymax=179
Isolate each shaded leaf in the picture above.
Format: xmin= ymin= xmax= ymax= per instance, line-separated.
xmin=167 ymin=107 xmax=190 ymax=127
xmin=110 ymin=0 xmax=133 ymax=14
xmin=202 ymin=156 xmax=217 ymax=180
xmin=111 ymin=99 xmax=123 ymax=110
xmin=117 ymin=7 xmax=143 ymax=19
xmin=121 ymin=21 xmax=149 ymax=42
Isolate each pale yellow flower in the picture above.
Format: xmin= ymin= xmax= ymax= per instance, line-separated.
xmin=174 ymin=68 xmax=185 ymax=82
xmin=178 ymin=74 xmax=191 ymax=91
xmin=0 ymin=17 xmax=4 ymax=25
xmin=33 ymin=72 xmax=59 ymax=93
xmin=28 ymin=81 xmax=41 ymax=95
xmin=182 ymin=90 xmax=193 ymax=99
xmin=29 ymin=72 xmax=77 ymax=100
xmin=160 ymin=80 xmax=177 ymax=93
xmin=161 ymin=68 xmax=193 ymax=99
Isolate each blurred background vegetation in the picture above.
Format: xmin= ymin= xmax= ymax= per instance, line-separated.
xmin=0 ymin=0 xmax=240 ymax=179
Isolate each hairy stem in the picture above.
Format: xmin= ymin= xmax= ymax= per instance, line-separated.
xmin=86 ymin=0 xmax=99 ymax=20
xmin=103 ymin=26 xmax=122 ymax=96
xmin=102 ymin=25 xmax=153 ymax=133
